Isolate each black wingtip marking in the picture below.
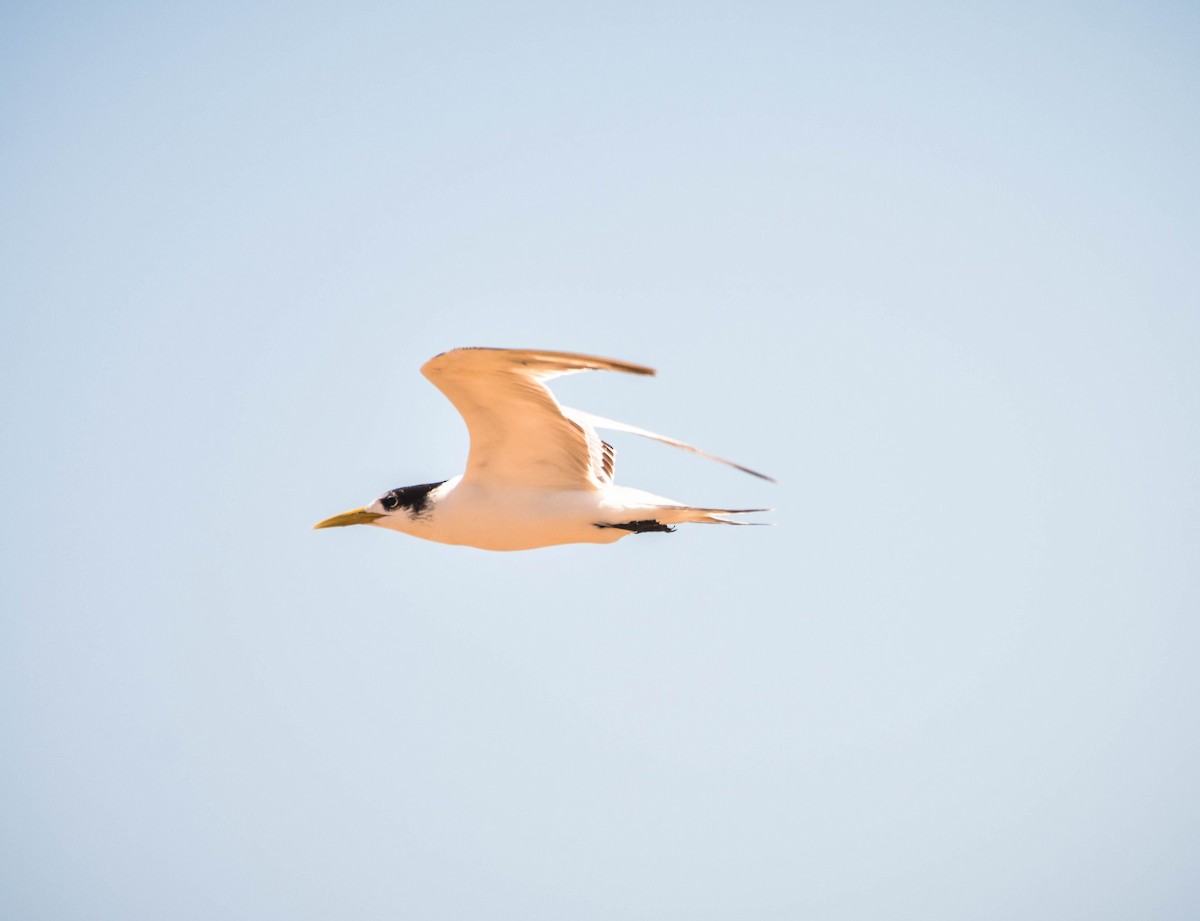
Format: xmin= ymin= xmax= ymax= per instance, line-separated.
xmin=601 ymin=440 xmax=616 ymax=481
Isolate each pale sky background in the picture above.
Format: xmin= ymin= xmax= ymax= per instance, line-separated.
xmin=2 ymin=2 xmax=1198 ymax=919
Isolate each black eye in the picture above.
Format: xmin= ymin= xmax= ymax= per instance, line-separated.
xmin=380 ymin=492 xmax=399 ymax=511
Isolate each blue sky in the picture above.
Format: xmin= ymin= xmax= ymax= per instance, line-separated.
xmin=3 ymin=2 xmax=1198 ymax=918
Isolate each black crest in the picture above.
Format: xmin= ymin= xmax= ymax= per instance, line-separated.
xmin=379 ymin=481 xmax=446 ymax=516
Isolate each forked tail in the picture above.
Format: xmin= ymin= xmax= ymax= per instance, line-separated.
xmin=650 ymin=505 xmax=773 ymax=526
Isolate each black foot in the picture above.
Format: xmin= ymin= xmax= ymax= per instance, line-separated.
xmin=594 ymin=519 xmax=676 ymax=534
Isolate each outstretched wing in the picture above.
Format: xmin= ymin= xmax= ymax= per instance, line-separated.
xmin=565 ymin=408 xmax=777 ymax=483
xmin=420 ymin=348 xmax=655 ymax=489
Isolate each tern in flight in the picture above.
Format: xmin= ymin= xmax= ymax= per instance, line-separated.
xmin=315 ymin=348 xmax=774 ymax=551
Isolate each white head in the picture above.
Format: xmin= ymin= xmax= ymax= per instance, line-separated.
xmin=314 ymin=480 xmax=448 ymax=534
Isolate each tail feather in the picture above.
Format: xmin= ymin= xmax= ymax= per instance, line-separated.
xmin=649 ymin=505 xmax=772 ymax=526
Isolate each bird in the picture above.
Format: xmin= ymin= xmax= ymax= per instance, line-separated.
xmin=314 ymin=347 xmax=774 ymax=551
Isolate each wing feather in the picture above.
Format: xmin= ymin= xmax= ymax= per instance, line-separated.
xmin=565 ymin=408 xmax=778 ymax=483
xmin=420 ymin=347 xmax=774 ymax=489
xmin=420 ymin=348 xmax=653 ymax=489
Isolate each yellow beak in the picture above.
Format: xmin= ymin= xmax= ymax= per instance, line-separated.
xmin=313 ymin=507 xmax=385 ymax=529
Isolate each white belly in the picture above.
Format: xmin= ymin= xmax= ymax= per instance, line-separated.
xmin=403 ymin=482 xmax=628 ymax=551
